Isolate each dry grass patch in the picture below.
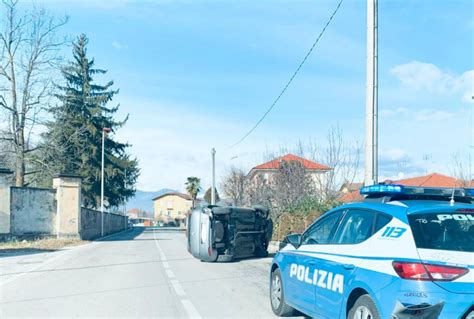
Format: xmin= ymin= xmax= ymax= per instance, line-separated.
xmin=0 ymin=238 xmax=88 ymax=253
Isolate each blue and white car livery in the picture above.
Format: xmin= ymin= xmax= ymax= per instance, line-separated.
xmin=270 ymin=185 xmax=474 ymax=319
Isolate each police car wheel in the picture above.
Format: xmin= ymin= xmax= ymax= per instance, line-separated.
xmin=270 ymin=268 xmax=294 ymax=317
xmin=348 ymin=295 xmax=380 ymax=319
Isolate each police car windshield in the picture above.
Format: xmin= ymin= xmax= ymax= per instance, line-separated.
xmin=408 ymin=212 xmax=474 ymax=252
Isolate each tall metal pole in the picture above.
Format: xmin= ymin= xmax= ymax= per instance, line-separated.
xmin=365 ymin=0 xmax=378 ymax=186
xmin=101 ymin=130 xmax=105 ymax=237
xmin=211 ymin=148 xmax=216 ymax=205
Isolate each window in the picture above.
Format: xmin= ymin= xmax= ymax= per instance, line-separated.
xmin=374 ymin=213 xmax=392 ymax=233
xmin=408 ymin=212 xmax=474 ymax=252
xmin=332 ymin=209 xmax=376 ymax=244
xmin=301 ymin=210 xmax=344 ymax=245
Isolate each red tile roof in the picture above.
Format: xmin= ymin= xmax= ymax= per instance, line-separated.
xmin=253 ymin=154 xmax=332 ymax=171
xmin=152 ymin=192 xmax=192 ymax=201
xmin=387 ymin=173 xmax=468 ymax=188
xmin=339 ymin=172 xmax=473 ymax=203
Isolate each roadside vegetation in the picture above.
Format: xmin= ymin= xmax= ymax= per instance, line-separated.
xmin=0 ymin=237 xmax=87 ymax=253
xmin=221 ymin=126 xmax=358 ymax=240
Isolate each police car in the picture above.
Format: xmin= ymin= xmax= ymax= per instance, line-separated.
xmin=270 ymin=185 xmax=474 ymax=319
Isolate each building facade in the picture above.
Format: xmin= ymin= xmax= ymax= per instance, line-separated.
xmin=152 ymin=192 xmax=193 ymax=222
xmin=247 ymin=153 xmax=333 ymax=192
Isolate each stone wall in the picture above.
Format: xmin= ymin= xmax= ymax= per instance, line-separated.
xmin=10 ymin=187 xmax=57 ymax=235
xmin=80 ymin=208 xmax=127 ymax=240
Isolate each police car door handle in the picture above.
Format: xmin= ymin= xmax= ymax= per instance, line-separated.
xmin=343 ymin=264 xmax=355 ymax=270
xmin=309 ymin=261 xmax=317 ymax=265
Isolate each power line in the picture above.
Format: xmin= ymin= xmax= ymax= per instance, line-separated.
xmin=230 ymin=0 xmax=344 ymax=148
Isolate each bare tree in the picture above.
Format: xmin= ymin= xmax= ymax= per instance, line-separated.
xmin=0 ymin=0 xmax=67 ymax=186
xmin=272 ymin=160 xmax=315 ymax=211
xmin=309 ymin=126 xmax=362 ymax=200
xmin=221 ymin=166 xmax=248 ymax=206
xmin=245 ymin=174 xmax=273 ymax=210
xmin=451 ymin=152 xmax=473 ymax=187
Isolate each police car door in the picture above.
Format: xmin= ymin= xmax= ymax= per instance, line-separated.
xmin=315 ymin=209 xmax=378 ymax=318
xmin=291 ymin=210 xmax=345 ymax=316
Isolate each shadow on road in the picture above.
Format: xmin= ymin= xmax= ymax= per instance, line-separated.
xmin=97 ymin=227 xmax=145 ymax=241
xmin=144 ymin=227 xmax=186 ymax=233
xmin=216 ymin=252 xmax=276 ymax=263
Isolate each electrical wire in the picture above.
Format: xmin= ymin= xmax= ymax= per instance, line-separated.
xmin=229 ymin=0 xmax=344 ymax=148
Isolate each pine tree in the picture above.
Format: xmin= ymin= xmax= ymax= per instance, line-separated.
xmin=43 ymin=34 xmax=139 ymax=208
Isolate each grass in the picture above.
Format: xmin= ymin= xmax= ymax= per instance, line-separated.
xmin=0 ymin=237 xmax=88 ymax=253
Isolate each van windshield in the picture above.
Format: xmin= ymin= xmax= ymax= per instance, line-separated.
xmin=408 ymin=212 xmax=474 ymax=252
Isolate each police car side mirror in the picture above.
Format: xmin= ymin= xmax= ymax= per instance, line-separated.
xmin=280 ymin=233 xmax=301 ymax=250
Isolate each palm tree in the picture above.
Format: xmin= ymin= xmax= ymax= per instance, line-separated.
xmin=185 ymin=177 xmax=202 ymax=208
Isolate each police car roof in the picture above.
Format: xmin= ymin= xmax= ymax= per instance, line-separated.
xmin=398 ymin=200 xmax=474 ymax=215
xmin=337 ymin=200 xmax=474 ymax=220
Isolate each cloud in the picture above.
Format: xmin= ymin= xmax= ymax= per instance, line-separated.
xmin=377 ymin=148 xmax=428 ymax=181
xmin=390 ymin=61 xmax=473 ymax=103
xmin=414 ymin=109 xmax=455 ymax=121
xmin=112 ymin=40 xmax=128 ymax=50
xmin=380 ymin=107 xmax=455 ymax=121
xmin=379 ymin=107 xmax=409 ymax=118
xmin=113 ymin=97 xmax=268 ymax=192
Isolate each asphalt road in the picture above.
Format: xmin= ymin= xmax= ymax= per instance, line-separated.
xmin=0 ymin=227 xmax=277 ymax=318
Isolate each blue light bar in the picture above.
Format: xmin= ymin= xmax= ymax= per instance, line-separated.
xmin=360 ymin=184 xmax=404 ymax=195
xmin=360 ymin=184 xmax=474 ymax=198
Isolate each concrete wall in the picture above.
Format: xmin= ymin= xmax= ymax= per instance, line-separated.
xmin=0 ymin=175 xmax=128 ymax=240
xmin=0 ymin=186 xmax=11 ymax=234
xmin=10 ymin=187 xmax=56 ymax=235
xmin=80 ymin=208 xmax=127 ymax=240
xmin=53 ymin=176 xmax=81 ymax=237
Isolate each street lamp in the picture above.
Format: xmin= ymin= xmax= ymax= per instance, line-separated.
xmin=211 ymin=148 xmax=216 ymax=205
xmin=101 ymin=127 xmax=111 ymax=237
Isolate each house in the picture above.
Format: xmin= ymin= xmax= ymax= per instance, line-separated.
xmin=339 ymin=172 xmax=473 ymax=203
xmin=152 ymin=192 xmax=193 ymax=222
xmin=339 ymin=182 xmax=364 ymax=194
xmin=247 ymin=153 xmax=332 ymax=191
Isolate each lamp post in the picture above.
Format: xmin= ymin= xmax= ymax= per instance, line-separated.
xmin=365 ymin=0 xmax=379 ymax=186
xmin=211 ymin=148 xmax=216 ymax=205
xmin=101 ymin=127 xmax=111 ymax=237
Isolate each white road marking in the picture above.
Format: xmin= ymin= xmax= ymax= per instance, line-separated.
xmin=181 ymin=299 xmax=202 ymax=319
xmin=165 ymin=269 xmax=175 ymax=278
xmin=153 ymin=228 xmax=202 ymax=319
xmin=170 ymin=280 xmax=185 ymax=296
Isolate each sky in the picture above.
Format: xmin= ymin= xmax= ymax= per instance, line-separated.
xmin=27 ymin=0 xmax=473 ymax=192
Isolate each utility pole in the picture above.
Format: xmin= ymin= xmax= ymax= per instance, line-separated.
xmin=101 ymin=128 xmax=111 ymax=237
xmin=211 ymin=148 xmax=216 ymax=205
xmin=365 ymin=0 xmax=378 ymax=186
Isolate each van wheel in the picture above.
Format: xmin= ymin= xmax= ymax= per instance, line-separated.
xmin=347 ymin=295 xmax=380 ymax=319
xmin=270 ymin=268 xmax=295 ymax=317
